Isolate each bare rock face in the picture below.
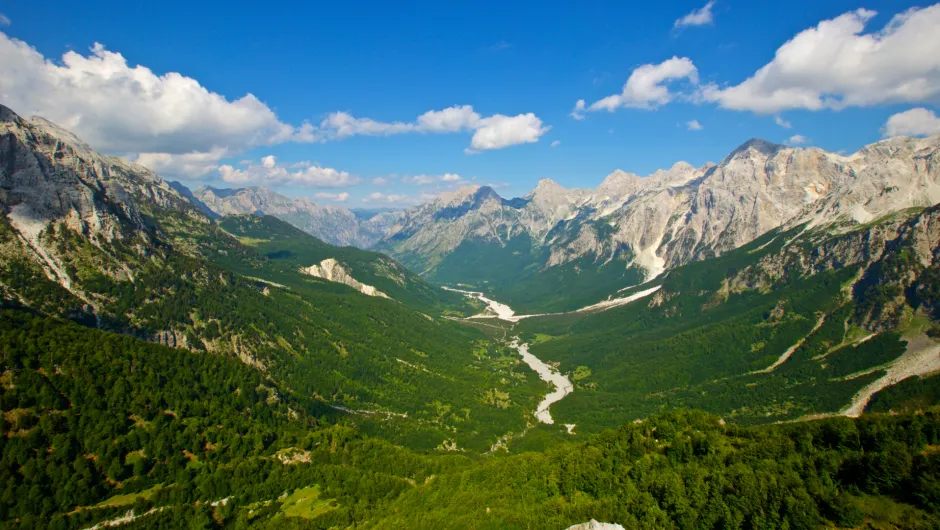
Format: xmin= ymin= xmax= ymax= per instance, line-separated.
xmin=300 ymin=258 xmax=390 ymax=299
xmin=380 ymin=135 xmax=940 ymax=286
xmin=565 ymin=520 xmax=625 ymax=530
xmin=0 ymin=104 xmax=198 ymax=304
xmin=192 ymin=185 xmax=400 ymax=248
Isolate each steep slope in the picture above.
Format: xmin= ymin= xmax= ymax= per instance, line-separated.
xmin=6 ymin=318 xmax=938 ymax=530
xmin=192 ymin=184 xmax=400 ymax=248
xmin=378 ymin=136 xmax=940 ymax=313
xmin=0 ymin=105 xmax=545 ymax=452
xmin=216 ymin=214 xmax=478 ymax=315
xmin=514 ymin=202 xmax=940 ymax=432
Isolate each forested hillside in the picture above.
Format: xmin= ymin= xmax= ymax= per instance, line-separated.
xmin=0 ymin=106 xmax=542 ymax=453
xmin=517 ymin=204 xmax=940 ymax=433
xmin=215 ymin=214 xmax=475 ymax=315
xmin=2 ymin=314 xmax=938 ymax=528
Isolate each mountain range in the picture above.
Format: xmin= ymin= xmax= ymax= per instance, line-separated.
xmin=191 ymin=185 xmax=401 ymax=248
xmin=377 ymin=135 xmax=940 ymax=312
xmin=4 ymin=104 xmax=940 ymax=528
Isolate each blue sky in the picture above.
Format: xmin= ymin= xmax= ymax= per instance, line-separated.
xmin=2 ymin=1 xmax=939 ymax=206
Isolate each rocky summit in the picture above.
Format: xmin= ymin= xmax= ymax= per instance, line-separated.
xmin=192 ymin=185 xmax=401 ymax=248
xmin=377 ymin=135 xmax=940 ymax=310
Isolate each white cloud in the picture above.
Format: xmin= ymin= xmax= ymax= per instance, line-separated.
xmin=883 ymin=108 xmax=940 ymax=137
xmin=551 ymin=140 xmax=561 ymax=147
xmin=0 ymin=13 xmax=10 ymax=26
xmin=363 ymin=192 xmax=416 ymax=205
xmin=702 ymin=6 xmax=940 ymax=113
xmin=371 ymin=176 xmax=390 ymax=186
xmin=218 ymin=155 xmax=358 ymax=188
xmin=674 ymin=1 xmax=716 ymax=29
xmin=402 ymin=173 xmax=464 ymax=186
xmin=584 ymin=57 xmax=698 ymax=113
xmin=774 ymin=115 xmax=792 ymax=128
xmin=313 ymin=192 xmax=350 ymax=202
xmin=570 ymin=99 xmax=586 ymax=120
xmin=686 ymin=120 xmax=704 ymax=130
xmin=403 ymin=175 xmax=436 ymax=185
xmin=787 ymin=134 xmax=810 ymax=145
xmin=0 ymin=34 xmax=306 ymax=159
xmin=318 ymin=111 xmax=413 ymax=138
xmin=415 ymin=105 xmax=481 ymax=132
xmin=319 ymin=105 xmax=548 ymax=151
xmin=134 ymin=147 xmax=228 ymax=179
xmin=469 ymin=113 xmax=550 ymax=151
xmin=0 ymin=32 xmax=547 ymax=164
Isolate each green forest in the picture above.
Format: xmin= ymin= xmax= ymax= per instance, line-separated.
xmin=2 ymin=311 xmax=940 ymax=528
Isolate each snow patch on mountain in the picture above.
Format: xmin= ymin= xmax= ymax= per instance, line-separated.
xmin=381 ymin=134 xmax=940 ymax=294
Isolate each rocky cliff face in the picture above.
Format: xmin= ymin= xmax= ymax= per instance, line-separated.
xmin=0 ymin=105 xmax=202 ymax=310
xmin=380 ymin=136 xmax=940 ymax=291
xmin=193 ymin=185 xmax=400 ymax=248
xmin=299 ymin=258 xmax=390 ymax=298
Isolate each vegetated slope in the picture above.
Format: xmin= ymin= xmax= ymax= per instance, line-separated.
xmin=215 ymin=214 xmax=477 ymax=316
xmin=192 ymin=184 xmax=400 ymax=248
xmin=377 ymin=136 xmax=940 ymax=313
xmin=368 ymin=410 xmax=940 ymax=530
xmin=0 ymin=105 xmax=543 ymax=452
xmin=516 ymin=204 xmax=940 ymax=433
xmin=0 ymin=311 xmax=466 ymax=528
xmin=4 ymin=315 xmax=938 ymax=529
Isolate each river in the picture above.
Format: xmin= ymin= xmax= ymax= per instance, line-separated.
xmin=443 ymin=286 xmax=575 ymax=426
xmin=509 ymin=338 xmax=574 ymax=425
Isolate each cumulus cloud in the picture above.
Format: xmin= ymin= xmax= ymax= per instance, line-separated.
xmin=416 ymin=105 xmax=481 ymax=132
xmin=883 ymin=108 xmax=940 ymax=137
xmin=363 ymin=192 xmax=416 ymax=205
xmin=218 ymin=155 xmax=358 ymax=188
xmin=134 ymin=148 xmax=229 ymax=179
xmin=0 ymin=31 xmax=548 ymax=173
xmin=468 ymin=113 xmax=550 ymax=151
xmin=371 ymin=176 xmax=391 ymax=186
xmin=319 ymin=105 xmax=548 ymax=151
xmin=674 ymin=1 xmax=716 ymax=29
xmin=702 ymin=6 xmax=940 ymax=113
xmin=787 ymin=134 xmax=810 ymax=145
xmin=570 ymin=100 xmax=586 ymax=120
xmin=686 ymin=120 xmax=704 ymax=130
xmin=581 ymin=57 xmax=699 ymax=114
xmin=551 ymin=140 xmax=561 ymax=147
xmin=318 ymin=112 xmax=413 ymax=138
xmin=0 ymin=34 xmax=305 ymax=158
xmin=403 ymin=175 xmax=436 ymax=185
xmin=0 ymin=13 xmax=10 ymax=26
xmin=402 ymin=173 xmax=464 ymax=186
xmin=313 ymin=192 xmax=350 ymax=202
xmin=774 ymin=115 xmax=792 ymax=128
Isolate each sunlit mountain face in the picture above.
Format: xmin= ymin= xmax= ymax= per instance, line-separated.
xmin=3 ymin=2 xmax=940 ymax=528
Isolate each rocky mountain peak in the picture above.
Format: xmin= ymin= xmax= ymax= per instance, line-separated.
xmin=729 ymin=138 xmax=785 ymax=159
xmin=0 ymin=104 xmax=20 ymax=123
xmin=436 ymin=185 xmax=484 ymax=206
xmin=597 ymin=170 xmax=643 ymax=196
xmin=190 ymin=182 xmax=394 ymax=248
xmin=533 ymin=177 xmax=564 ymax=192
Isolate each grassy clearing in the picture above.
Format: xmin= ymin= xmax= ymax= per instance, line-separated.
xmin=96 ymin=484 xmax=164 ymax=507
xmin=852 ymin=493 xmax=934 ymax=529
xmin=280 ymin=485 xmax=336 ymax=519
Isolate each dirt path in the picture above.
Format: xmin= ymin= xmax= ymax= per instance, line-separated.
xmin=751 ymin=313 xmax=828 ymax=374
xmin=842 ymin=334 xmax=940 ymax=417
